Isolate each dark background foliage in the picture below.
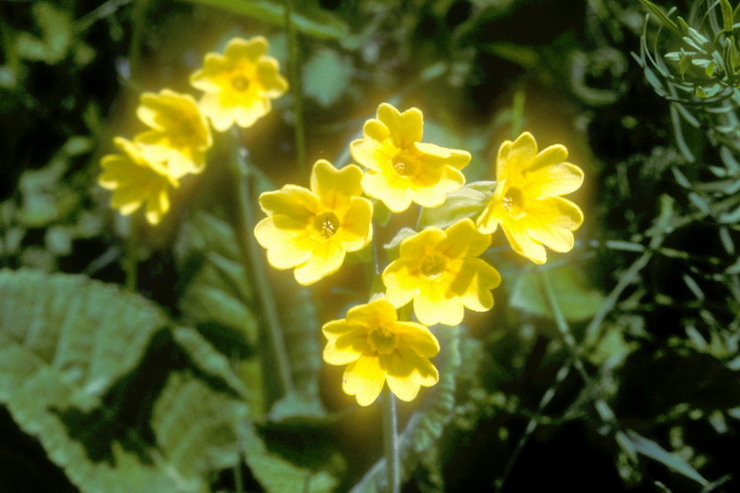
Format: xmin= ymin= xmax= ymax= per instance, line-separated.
xmin=0 ymin=0 xmax=738 ymax=492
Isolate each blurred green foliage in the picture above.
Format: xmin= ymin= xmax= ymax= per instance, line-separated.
xmin=0 ymin=0 xmax=738 ymax=492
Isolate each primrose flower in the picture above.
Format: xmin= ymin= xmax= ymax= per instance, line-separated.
xmin=383 ymin=219 xmax=501 ymax=326
xmin=134 ymin=89 xmax=212 ymax=178
xmin=98 ymin=137 xmax=179 ymax=225
xmin=189 ymin=36 xmax=288 ymax=132
xmin=322 ymin=298 xmax=440 ymax=407
xmin=350 ymin=102 xmax=471 ymax=213
xmin=476 ymin=132 xmax=584 ymax=264
xmin=254 ymin=159 xmax=373 ymax=285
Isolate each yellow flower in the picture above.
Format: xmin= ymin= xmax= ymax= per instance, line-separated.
xmin=350 ymin=102 xmax=471 ymax=213
xmin=134 ymin=89 xmax=213 ymax=178
xmin=98 ymin=137 xmax=179 ymax=225
xmin=254 ymin=159 xmax=373 ymax=286
xmin=189 ymin=36 xmax=288 ymax=132
xmin=476 ymin=132 xmax=584 ymax=264
xmin=322 ymin=298 xmax=440 ymax=406
xmin=383 ymin=218 xmax=501 ymax=326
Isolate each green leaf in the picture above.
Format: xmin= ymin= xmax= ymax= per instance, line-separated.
xmin=172 ymin=326 xmax=250 ymax=398
xmin=241 ymin=422 xmax=338 ymax=493
xmin=0 ymin=269 xmax=186 ymax=492
xmin=14 ymin=2 xmax=72 ymax=64
xmin=419 ymin=181 xmax=496 ymax=229
xmin=351 ymin=328 xmax=464 ymax=492
xmin=180 ymin=0 xmax=351 ymax=40
xmin=303 ymin=49 xmax=352 ymax=107
xmin=176 ymin=212 xmax=258 ymax=347
xmin=271 ymin=269 xmax=325 ymax=413
xmin=626 ymin=431 xmax=709 ymax=486
xmin=175 ymin=212 xmax=263 ymax=414
xmin=151 ymin=372 xmax=249 ymax=486
xmin=638 ymin=0 xmax=682 ymax=37
xmin=510 ymin=264 xmax=605 ymax=322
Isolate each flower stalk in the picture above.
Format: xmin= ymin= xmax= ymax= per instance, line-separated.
xmin=124 ymin=213 xmax=139 ymax=292
xmin=230 ymin=129 xmax=294 ymax=398
xmin=284 ymin=0 xmax=307 ymax=179
xmin=383 ymin=388 xmax=400 ymax=493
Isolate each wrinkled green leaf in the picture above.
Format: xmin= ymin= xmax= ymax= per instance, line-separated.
xmin=152 ymin=372 xmax=249 ymax=486
xmin=0 ymin=269 xmax=185 ymax=492
xmin=172 ymin=326 xmax=250 ymax=398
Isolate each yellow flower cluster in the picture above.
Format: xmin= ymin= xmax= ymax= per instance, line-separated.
xmin=98 ymin=36 xmax=287 ymax=224
xmin=255 ymin=101 xmax=584 ymax=406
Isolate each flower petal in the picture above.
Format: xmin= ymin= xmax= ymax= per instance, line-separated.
xmin=385 ymin=353 xmax=421 ymax=402
xmin=342 ymin=356 xmax=385 ymax=407
xmin=524 ymin=145 xmax=583 ymax=197
xmin=382 ymin=262 xmax=417 ymax=309
xmin=199 ymin=93 xmax=236 ymax=132
xmin=438 ymin=218 xmax=491 ymax=259
xmin=234 ymin=97 xmax=271 ymax=128
xmin=310 ymin=160 xmax=363 ymax=209
xmin=501 ymin=220 xmax=548 ymax=264
xmin=257 ymin=58 xmax=289 ymax=97
xmin=411 ymin=166 xmax=465 ymax=208
xmin=414 ymin=288 xmax=465 ymax=326
xmin=346 ymin=299 xmax=397 ymax=329
xmin=398 ymin=228 xmax=444 ymax=259
xmin=521 ymin=196 xmax=584 ymax=252
xmin=393 ymin=322 xmax=440 ymax=358
xmin=453 ymin=258 xmax=501 ymax=312
xmin=293 ymin=239 xmax=346 ymax=285
xmin=259 ymin=185 xmax=317 ymax=218
xmin=361 ymin=171 xmax=413 ymax=213
xmin=497 ymin=131 xmax=537 ymax=182
xmin=323 ymin=321 xmax=366 ymax=366
xmin=350 ymin=137 xmax=396 ymax=172
xmin=189 ymin=53 xmax=230 ymax=93
xmin=225 ymin=36 xmax=268 ymax=62
xmin=414 ymin=142 xmax=471 ymax=170
xmin=377 ymin=103 xmax=423 ymax=147
xmin=338 ymin=197 xmax=373 ymax=251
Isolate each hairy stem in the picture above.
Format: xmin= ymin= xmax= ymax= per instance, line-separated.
xmin=284 ymin=0 xmax=307 ymax=178
xmin=383 ymin=388 xmax=400 ymax=493
xmin=230 ymin=129 xmax=295 ymax=398
xmin=123 ymin=214 xmax=138 ymax=291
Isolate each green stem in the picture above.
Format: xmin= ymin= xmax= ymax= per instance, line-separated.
xmin=537 ymin=269 xmax=635 ymax=462
xmin=124 ymin=214 xmax=138 ymax=291
xmin=510 ymin=88 xmax=526 ymax=138
xmin=128 ymin=0 xmax=148 ymax=83
xmin=229 ymin=130 xmax=295 ymax=398
xmin=383 ymin=388 xmax=400 ymax=493
xmin=233 ymin=463 xmax=244 ymax=493
xmin=284 ymin=0 xmax=307 ymax=178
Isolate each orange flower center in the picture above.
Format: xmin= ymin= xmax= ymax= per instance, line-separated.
xmin=420 ymin=254 xmax=447 ymax=278
xmin=314 ymin=212 xmax=340 ymax=238
xmin=391 ymin=150 xmax=418 ymax=177
xmin=502 ymin=186 xmax=526 ymax=218
xmin=231 ymin=75 xmax=251 ymax=92
xmin=367 ymin=326 xmax=397 ymax=355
